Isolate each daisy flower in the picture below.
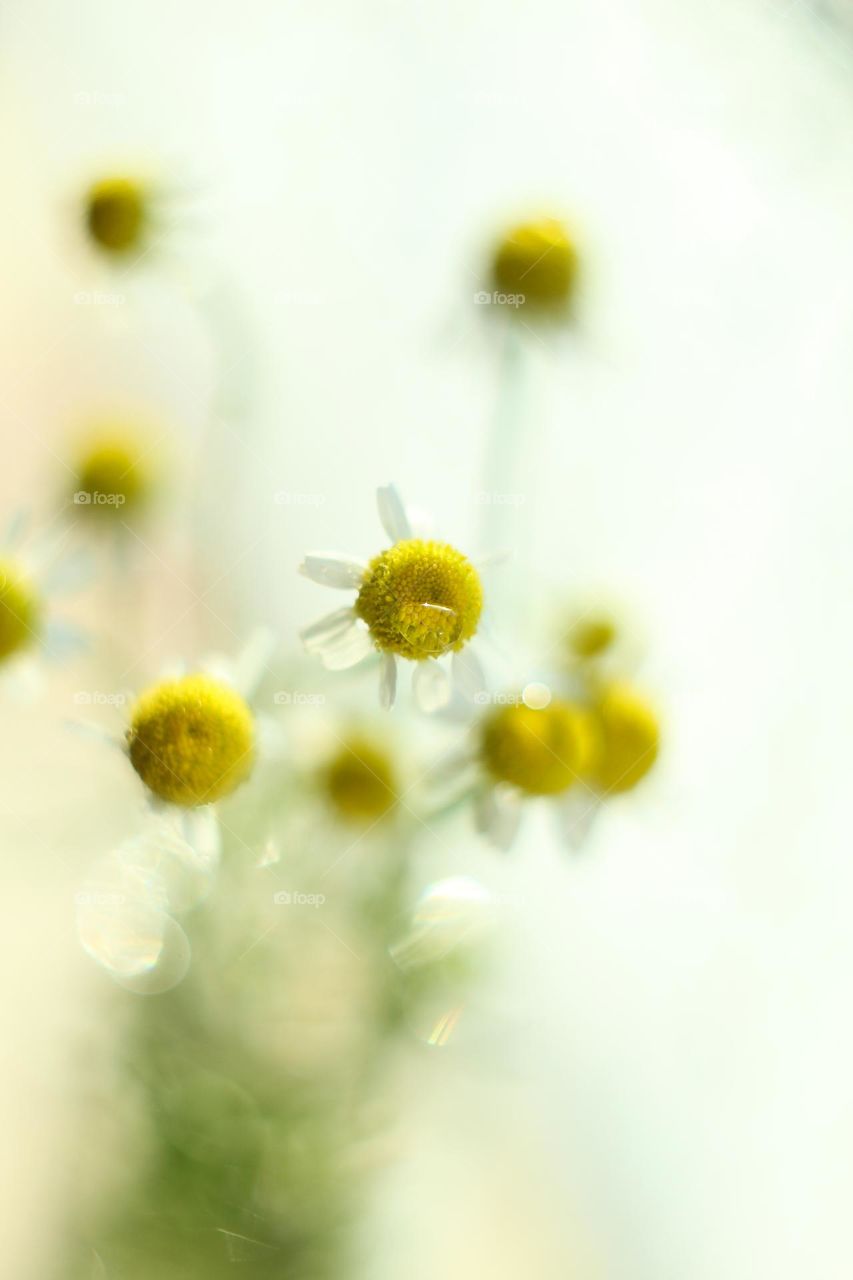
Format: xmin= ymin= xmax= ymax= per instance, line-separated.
xmin=74 ymin=636 xmax=274 ymax=995
xmin=0 ymin=513 xmax=88 ymax=695
xmin=558 ymin=594 xmax=644 ymax=681
xmin=85 ymin=632 xmax=273 ymax=858
xmin=76 ymin=168 xmax=195 ymax=264
xmin=435 ymin=676 xmax=661 ymax=851
xmin=318 ymin=729 xmax=399 ymax=825
xmin=300 ymin=484 xmax=489 ymax=711
xmin=70 ymin=424 xmax=156 ymax=522
xmin=489 ymin=216 xmax=580 ymax=316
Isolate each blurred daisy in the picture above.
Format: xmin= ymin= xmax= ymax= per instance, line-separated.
xmin=0 ymin=513 xmax=88 ymax=695
xmin=320 ymin=730 xmax=399 ymax=825
xmin=435 ymin=676 xmax=660 ymax=851
xmin=472 ymin=688 xmax=598 ymax=850
xmin=559 ymin=595 xmax=643 ymax=681
xmin=585 ymin=680 xmax=660 ymax=797
xmin=300 ymin=484 xmax=489 ymax=711
xmin=78 ymin=169 xmax=193 ymax=263
xmin=71 ymin=425 xmax=156 ymax=522
xmin=489 ymin=216 xmax=580 ymax=317
xmin=85 ymin=633 xmax=273 ymax=857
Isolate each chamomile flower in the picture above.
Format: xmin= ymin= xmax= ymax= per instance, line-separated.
xmin=73 ymin=639 xmax=274 ymax=996
xmin=84 ymin=175 xmax=149 ymax=255
xmin=85 ymin=633 xmax=273 ymax=858
xmin=300 ymin=485 xmax=490 ymax=711
xmin=71 ymin=427 xmax=155 ymax=519
xmin=77 ymin=169 xmax=193 ymax=264
xmin=272 ymin=702 xmax=407 ymax=844
xmin=472 ymin=688 xmax=598 ymax=850
xmin=321 ymin=732 xmax=399 ymax=824
xmin=0 ymin=514 xmax=88 ymax=694
xmin=490 ymin=216 xmax=580 ymax=315
xmin=435 ymin=672 xmax=661 ymax=851
xmin=559 ymin=595 xmax=643 ymax=681
xmin=586 ymin=681 xmax=660 ymax=796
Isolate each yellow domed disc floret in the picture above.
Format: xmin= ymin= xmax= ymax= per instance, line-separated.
xmin=568 ymin=614 xmax=617 ymax=661
xmin=492 ymin=218 xmax=579 ymax=311
xmin=355 ymin=539 xmax=483 ymax=661
xmin=75 ymin=435 xmax=150 ymax=513
xmin=0 ymin=563 xmax=41 ymax=661
xmin=85 ymin=177 xmax=147 ymax=254
xmin=480 ymin=698 xmax=595 ymax=797
xmin=322 ymin=735 xmax=397 ymax=822
xmin=128 ymin=674 xmax=255 ymax=807
xmin=591 ymin=683 xmax=659 ymax=794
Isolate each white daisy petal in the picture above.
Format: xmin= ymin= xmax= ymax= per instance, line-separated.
xmin=231 ymin=627 xmax=276 ymax=700
xmin=451 ymin=647 xmax=485 ymax=701
xmin=302 ymin=606 xmax=371 ymax=668
xmin=379 ymin=652 xmax=397 ymax=709
xmin=299 ymin=554 xmax=367 ymax=588
xmin=472 ymin=550 xmax=511 ymax=570
xmin=301 ymin=606 xmax=358 ymax=649
xmin=307 ymin=615 xmax=374 ymax=670
xmin=556 ymin=785 xmax=602 ymax=851
xmin=377 ymin=484 xmax=412 ymax=543
xmin=413 ymin=659 xmax=452 ymax=712
xmin=474 ymin=784 xmax=523 ymax=851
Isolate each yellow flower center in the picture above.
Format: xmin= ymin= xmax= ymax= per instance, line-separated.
xmin=480 ymin=698 xmax=594 ymax=796
xmin=128 ymin=674 xmax=255 ymax=807
xmin=322 ymin=735 xmax=397 ymax=822
xmin=355 ymin=539 xmax=482 ymax=661
xmin=492 ymin=218 xmax=579 ymax=311
xmin=75 ymin=435 xmax=150 ymax=512
xmin=85 ymin=177 xmax=147 ymax=254
xmin=0 ymin=562 xmax=40 ymax=661
xmin=591 ymin=683 xmax=659 ymax=794
xmin=568 ymin=614 xmax=617 ymax=660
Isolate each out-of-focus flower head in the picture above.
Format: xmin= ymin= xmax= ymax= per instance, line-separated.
xmin=71 ymin=427 xmax=155 ymax=520
xmin=432 ymin=671 xmax=661 ymax=851
xmin=80 ymin=633 xmax=274 ymax=856
xmin=586 ymin=680 xmax=660 ymax=796
xmin=0 ymin=513 xmax=88 ymax=694
xmin=78 ymin=169 xmax=191 ymax=264
xmin=490 ymin=216 xmax=579 ymax=316
xmin=74 ymin=634 xmax=275 ymax=994
xmin=83 ymin=175 xmax=150 ymax=257
xmin=300 ymin=484 xmax=492 ymax=711
xmin=321 ymin=732 xmax=399 ymax=824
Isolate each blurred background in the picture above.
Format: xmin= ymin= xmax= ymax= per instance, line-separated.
xmin=2 ymin=0 xmax=853 ymax=1275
